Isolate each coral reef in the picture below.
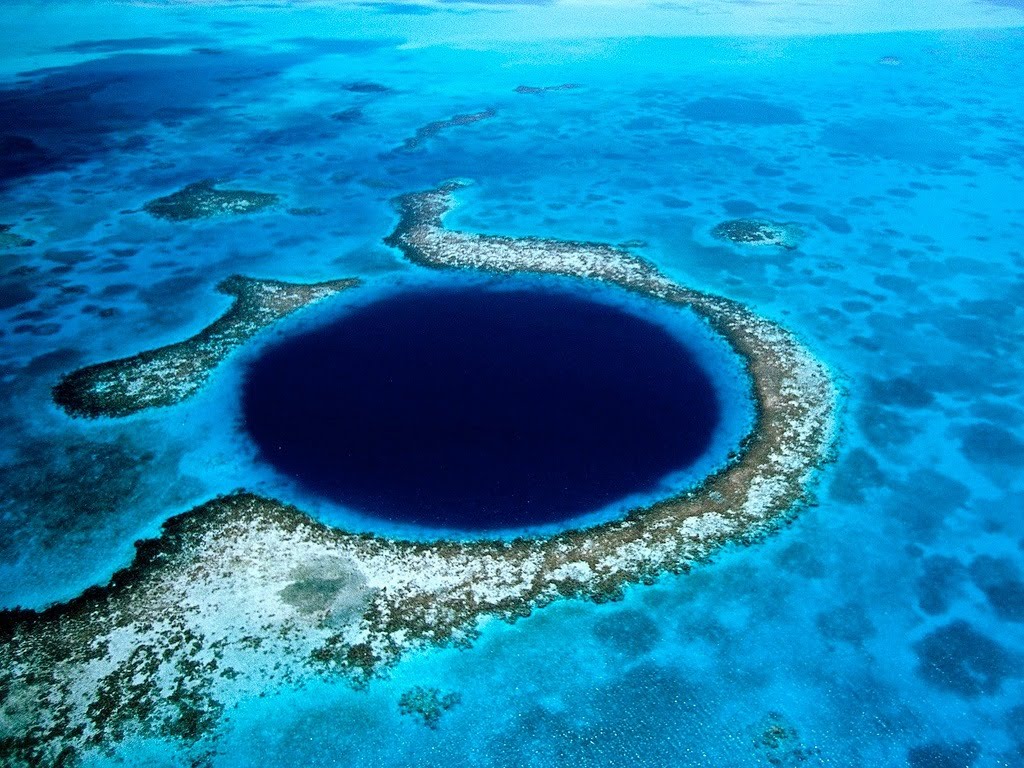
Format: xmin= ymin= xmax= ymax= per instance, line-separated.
xmin=389 ymin=109 xmax=496 ymax=154
xmin=142 ymin=180 xmax=279 ymax=221
xmin=711 ymin=219 xmax=803 ymax=250
xmin=398 ymin=686 xmax=462 ymax=728
xmin=2 ymin=183 xmax=837 ymax=764
xmin=514 ymin=84 xmax=582 ymax=94
xmin=753 ymin=711 xmax=818 ymax=767
xmin=53 ymin=276 xmax=360 ymax=417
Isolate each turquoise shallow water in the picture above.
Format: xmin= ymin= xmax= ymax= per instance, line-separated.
xmin=2 ymin=1 xmax=1024 ymax=766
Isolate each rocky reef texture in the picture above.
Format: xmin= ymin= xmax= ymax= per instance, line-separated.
xmin=711 ymin=218 xmax=803 ymax=250
xmin=0 ymin=224 xmax=35 ymax=249
xmin=142 ymin=180 xmax=280 ymax=221
xmin=53 ymin=276 xmax=360 ymax=418
xmin=398 ymin=686 xmax=462 ymax=729
xmin=2 ymin=183 xmax=836 ymax=765
xmin=389 ymin=109 xmax=496 ymax=154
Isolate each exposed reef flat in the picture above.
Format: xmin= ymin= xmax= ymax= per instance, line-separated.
xmin=2 ymin=184 xmax=836 ymax=765
xmin=0 ymin=224 xmax=35 ymax=249
xmin=53 ymin=276 xmax=360 ymax=418
xmin=142 ymin=180 xmax=280 ymax=221
xmin=711 ymin=218 xmax=803 ymax=250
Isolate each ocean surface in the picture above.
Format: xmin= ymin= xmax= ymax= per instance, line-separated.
xmin=2 ymin=0 xmax=1024 ymax=765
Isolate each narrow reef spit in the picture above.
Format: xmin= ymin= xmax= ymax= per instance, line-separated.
xmin=2 ymin=183 xmax=837 ymax=765
xmin=514 ymin=84 xmax=582 ymax=94
xmin=711 ymin=218 xmax=803 ymax=250
xmin=388 ymin=109 xmax=496 ymax=154
xmin=53 ymin=276 xmax=360 ymax=418
xmin=142 ymin=180 xmax=280 ymax=221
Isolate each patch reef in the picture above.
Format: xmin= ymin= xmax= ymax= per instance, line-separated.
xmin=1 ymin=183 xmax=837 ymax=765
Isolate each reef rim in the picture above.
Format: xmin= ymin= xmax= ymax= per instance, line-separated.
xmin=0 ymin=182 xmax=838 ymax=766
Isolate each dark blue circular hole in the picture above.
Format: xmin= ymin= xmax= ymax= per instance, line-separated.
xmin=242 ymin=283 xmax=722 ymax=530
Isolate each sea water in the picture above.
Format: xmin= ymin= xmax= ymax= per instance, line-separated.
xmin=1 ymin=1 xmax=1023 ymax=766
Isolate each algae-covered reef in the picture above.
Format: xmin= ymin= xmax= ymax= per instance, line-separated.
xmin=711 ymin=218 xmax=803 ymax=250
xmin=143 ymin=180 xmax=280 ymax=221
xmin=3 ymin=183 xmax=837 ymax=765
xmin=389 ymin=109 xmax=497 ymax=154
xmin=53 ymin=276 xmax=359 ymax=418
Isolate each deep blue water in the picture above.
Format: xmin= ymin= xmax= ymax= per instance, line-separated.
xmin=242 ymin=282 xmax=722 ymax=530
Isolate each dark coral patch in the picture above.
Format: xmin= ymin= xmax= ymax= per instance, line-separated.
xmin=913 ymin=620 xmax=1021 ymax=697
xmin=917 ymin=556 xmax=966 ymax=616
xmin=593 ymin=608 xmax=662 ymax=655
xmin=397 ymin=686 xmax=461 ymax=729
xmin=815 ymin=601 xmax=876 ymax=646
xmin=827 ymin=447 xmax=884 ymax=504
xmin=889 ymin=469 xmax=971 ymax=541
xmin=514 ymin=83 xmax=581 ymax=94
xmin=907 ymin=740 xmax=979 ymax=768
xmin=711 ymin=219 xmax=802 ymax=250
xmin=682 ymin=97 xmax=803 ymax=125
xmin=957 ymin=422 xmax=1024 ymax=466
xmin=752 ymin=711 xmax=817 ymax=766
xmin=341 ymin=81 xmax=394 ymax=94
xmin=142 ymin=180 xmax=279 ymax=222
xmin=969 ymin=555 xmax=1024 ymax=623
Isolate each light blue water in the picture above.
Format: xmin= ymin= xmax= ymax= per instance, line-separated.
xmin=1 ymin=2 xmax=1023 ymax=766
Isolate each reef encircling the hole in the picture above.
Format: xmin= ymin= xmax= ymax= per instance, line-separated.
xmin=53 ymin=275 xmax=360 ymax=418
xmin=2 ymin=182 xmax=838 ymax=766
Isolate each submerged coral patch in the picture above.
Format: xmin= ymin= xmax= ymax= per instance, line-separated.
xmin=0 ymin=224 xmax=35 ymax=249
xmin=142 ymin=180 xmax=280 ymax=221
xmin=53 ymin=276 xmax=359 ymax=417
xmin=388 ymin=109 xmax=496 ymax=154
xmin=681 ymin=97 xmax=804 ymax=125
xmin=398 ymin=686 xmax=462 ymax=729
xmin=514 ymin=83 xmax=582 ymax=94
xmin=711 ymin=218 xmax=803 ymax=250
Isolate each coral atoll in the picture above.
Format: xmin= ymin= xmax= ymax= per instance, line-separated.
xmin=2 ymin=183 xmax=837 ymax=765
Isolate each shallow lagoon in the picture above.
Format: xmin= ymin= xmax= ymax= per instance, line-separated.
xmin=1 ymin=1 xmax=1023 ymax=766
